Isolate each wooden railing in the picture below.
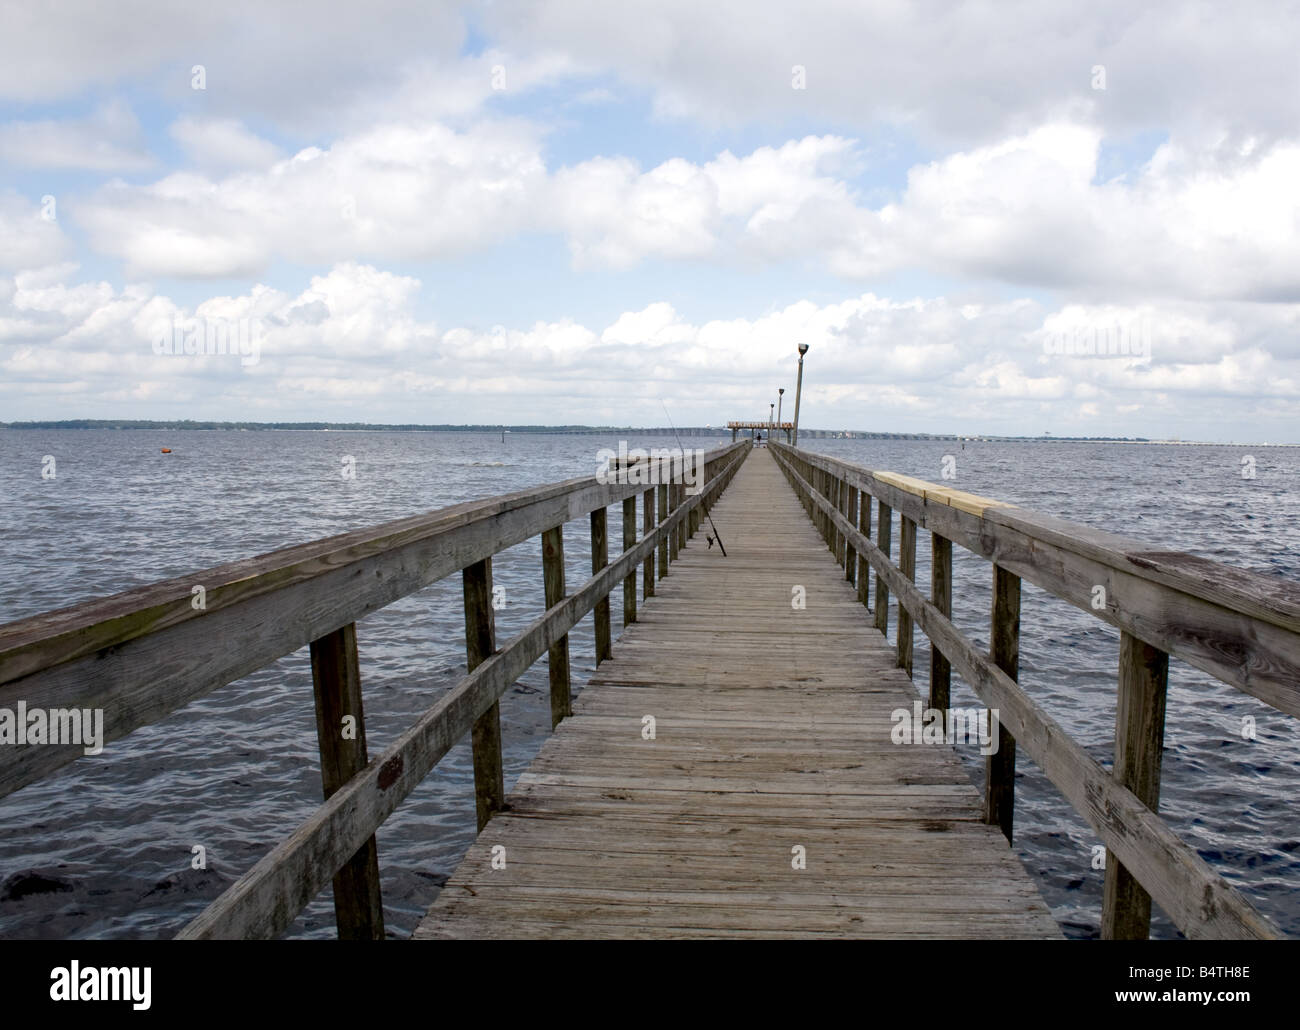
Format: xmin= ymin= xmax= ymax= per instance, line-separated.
xmin=770 ymin=441 xmax=1298 ymax=941
xmin=0 ymin=440 xmax=749 ymax=939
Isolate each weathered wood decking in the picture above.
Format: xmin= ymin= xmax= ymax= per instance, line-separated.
xmin=415 ymin=449 xmax=1060 ymax=939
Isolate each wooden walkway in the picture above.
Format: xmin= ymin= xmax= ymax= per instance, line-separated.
xmin=415 ymin=448 xmax=1060 ymax=939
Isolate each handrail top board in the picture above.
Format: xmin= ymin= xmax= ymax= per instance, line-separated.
xmin=870 ymin=470 xmax=1014 ymax=517
xmin=0 ymin=441 xmax=745 ymax=686
xmin=774 ymin=442 xmax=1300 ymax=634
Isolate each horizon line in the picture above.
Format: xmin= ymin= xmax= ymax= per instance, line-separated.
xmin=1 ymin=419 xmax=1295 ymax=447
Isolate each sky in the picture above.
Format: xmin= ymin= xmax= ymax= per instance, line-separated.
xmin=1 ymin=0 xmax=1298 ymax=441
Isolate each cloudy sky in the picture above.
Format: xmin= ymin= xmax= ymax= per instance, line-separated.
xmin=1 ymin=1 xmax=1298 ymax=440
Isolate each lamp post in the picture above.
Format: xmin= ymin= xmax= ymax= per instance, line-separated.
xmin=769 ymin=402 xmax=774 ymax=443
xmin=792 ymin=344 xmax=808 ymax=446
xmin=777 ymin=388 xmax=784 ymax=442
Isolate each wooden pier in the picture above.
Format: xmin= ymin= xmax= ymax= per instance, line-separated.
xmin=1 ymin=435 xmax=1296 ymax=940
xmin=416 ymin=449 xmax=1058 ymax=938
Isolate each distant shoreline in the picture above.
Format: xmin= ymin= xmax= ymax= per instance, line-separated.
xmin=0 ymin=420 xmax=1292 ymax=446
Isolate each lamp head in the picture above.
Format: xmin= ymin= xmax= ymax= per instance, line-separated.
xmin=798 ymin=343 xmax=809 ymax=356
xmin=779 ymin=388 xmax=784 ymax=395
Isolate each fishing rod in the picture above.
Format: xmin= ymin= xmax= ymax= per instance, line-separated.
xmin=660 ymin=399 xmax=727 ymax=557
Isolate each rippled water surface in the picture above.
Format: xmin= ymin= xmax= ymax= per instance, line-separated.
xmin=0 ymin=429 xmax=1296 ymax=939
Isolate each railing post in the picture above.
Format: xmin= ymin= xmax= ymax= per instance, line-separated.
xmin=690 ymin=452 xmax=703 ymax=537
xmin=825 ymin=473 xmax=835 ymax=550
xmin=623 ymin=496 xmax=638 ymax=625
xmin=839 ymin=479 xmax=849 ymax=566
xmin=542 ymin=525 xmax=571 ymax=727
xmin=874 ymin=503 xmax=892 ymax=635
xmin=824 ymin=471 xmax=834 ymax=552
xmin=857 ymin=494 xmax=871 ymax=609
xmin=677 ymin=455 xmax=688 ymax=551
xmin=898 ymin=516 xmax=917 ymax=676
xmin=643 ymin=487 xmax=656 ymax=598
xmin=669 ymin=480 xmax=679 ymax=562
xmin=463 ymin=558 xmax=504 ymax=831
xmin=986 ymin=564 xmax=1020 ymax=842
xmin=810 ymin=467 xmax=820 ymax=536
xmin=818 ymin=469 xmax=829 ymax=545
xmin=657 ymin=482 xmax=670 ymax=577
xmin=833 ymin=476 xmax=845 ymax=565
xmin=309 ymin=622 xmax=384 ymax=940
xmin=845 ymin=485 xmax=858 ymax=584
xmin=591 ymin=507 xmax=612 ymax=665
xmin=930 ymin=534 xmax=952 ymax=716
xmin=675 ymin=470 xmax=686 ymax=554
xmin=1102 ymin=632 xmax=1169 ymax=939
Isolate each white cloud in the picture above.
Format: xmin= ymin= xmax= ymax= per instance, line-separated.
xmin=0 ymin=191 xmax=71 ymax=272
xmin=6 ymin=2 xmax=1297 ymax=152
xmin=0 ymin=99 xmax=152 ymax=171
xmin=0 ymin=1 xmax=470 ymax=132
xmin=169 ymin=117 xmax=283 ymax=171
xmin=2 ymin=263 xmax=1296 ymax=439
xmin=884 ymin=126 xmax=1300 ymax=300
xmin=67 ymin=115 xmax=1300 ymax=303
xmin=77 ymin=119 xmax=549 ymax=278
xmin=484 ymin=0 xmax=1300 ymax=147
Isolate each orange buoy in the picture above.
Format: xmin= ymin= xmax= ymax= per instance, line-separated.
xmin=160 ymin=447 xmax=172 ymax=453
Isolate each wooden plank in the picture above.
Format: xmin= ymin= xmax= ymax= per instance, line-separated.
xmin=643 ymin=488 xmax=656 ymax=599
xmin=845 ymin=485 xmax=858 ymax=585
xmin=591 ymin=508 xmax=612 ymax=665
xmin=871 ymin=471 xmax=1012 ymax=517
xmin=679 ymin=478 xmax=689 ymax=551
xmin=623 ymin=497 xmax=638 ymax=626
xmin=833 ymin=475 xmax=845 ymax=565
xmin=992 ymin=506 xmax=1300 ymax=630
xmin=1102 ymin=632 xmax=1168 ymax=940
xmin=658 ymin=483 xmax=669 ymax=578
xmin=669 ymin=481 xmax=680 ymax=563
xmin=309 ymin=623 xmax=384 ymax=940
xmin=930 ymin=533 xmax=951 ymax=715
xmin=464 ymin=558 xmax=503 ymax=832
xmin=543 ymin=525 xmax=572 ymax=728
xmin=875 ymin=502 xmax=892 ymax=635
xmin=898 ymin=516 xmax=916 ymax=677
xmin=857 ymin=494 xmax=871 ymax=609
xmin=986 ymin=564 xmax=1019 ymax=843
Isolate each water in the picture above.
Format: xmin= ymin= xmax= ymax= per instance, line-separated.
xmin=0 ymin=430 xmax=1296 ymax=939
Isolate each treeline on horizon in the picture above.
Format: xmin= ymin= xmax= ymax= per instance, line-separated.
xmin=0 ymin=419 xmax=1154 ymax=442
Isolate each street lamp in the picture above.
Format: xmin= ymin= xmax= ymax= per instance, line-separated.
xmin=777 ymin=388 xmax=784 ymax=442
xmin=792 ymin=344 xmax=809 ymax=446
xmin=769 ymin=402 xmax=774 ymax=443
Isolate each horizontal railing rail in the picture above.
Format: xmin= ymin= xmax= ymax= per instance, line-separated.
xmin=770 ymin=441 xmax=1297 ymax=940
xmin=0 ymin=439 xmax=749 ymax=938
